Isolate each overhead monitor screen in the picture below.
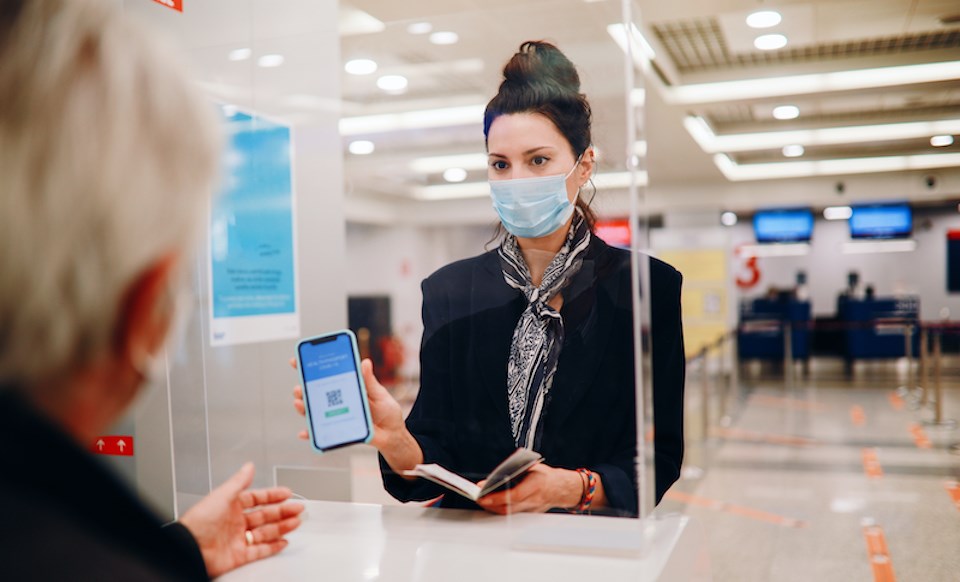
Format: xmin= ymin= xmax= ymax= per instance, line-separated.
xmin=753 ymin=209 xmax=814 ymax=243
xmin=849 ymin=204 xmax=912 ymax=239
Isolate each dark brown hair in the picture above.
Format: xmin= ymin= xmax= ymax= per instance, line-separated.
xmin=484 ymin=41 xmax=597 ymax=232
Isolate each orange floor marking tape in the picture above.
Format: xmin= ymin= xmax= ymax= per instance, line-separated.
xmin=850 ymin=405 xmax=866 ymax=426
xmin=862 ymin=523 xmax=896 ymax=582
xmin=749 ymin=394 xmax=828 ymax=412
xmin=664 ymin=491 xmax=807 ymax=528
xmin=861 ymin=448 xmax=883 ymax=478
xmin=888 ymin=392 xmax=905 ymax=411
xmin=908 ymin=423 xmax=932 ymax=449
xmin=713 ymin=426 xmax=818 ymax=447
xmin=945 ymin=481 xmax=960 ymax=512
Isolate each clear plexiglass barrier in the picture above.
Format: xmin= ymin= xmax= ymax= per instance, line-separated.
xmin=117 ymin=0 xmax=704 ymax=579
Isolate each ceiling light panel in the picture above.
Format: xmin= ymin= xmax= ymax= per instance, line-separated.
xmin=823 ymin=206 xmax=852 ymax=220
xmin=228 ymin=48 xmax=251 ymax=61
xmin=782 ymin=144 xmax=805 ymax=157
xmin=772 ymin=105 xmax=800 ymax=120
xmin=340 ymin=104 xmax=485 ymax=136
xmin=931 ymin=135 xmax=955 ymax=147
xmin=746 ymin=10 xmax=782 ymax=29
xmin=407 ymin=22 xmax=432 ymax=35
xmin=410 ymin=153 xmax=488 ymax=174
xmin=754 ymin=34 xmax=788 ymax=51
xmin=344 ymin=59 xmax=377 ymax=75
xmin=667 ymin=61 xmax=960 ymax=105
xmin=685 ymin=116 xmax=960 ymax=153
xmin=257 ymin=54 xmax=284 ymax=68
xmin=429 ymin=31 xmax=459 ymax=45
xmin=376 ymin=75 xmax=408 ymax=93
xmin=714 ymin=152 xmax=960 ymax=181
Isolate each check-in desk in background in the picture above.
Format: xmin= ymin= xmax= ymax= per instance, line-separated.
xmin=737 ymin=298 xmax=811 ymax=362
xmin=217 ymin=501 xmax=711 ymax=582
xmin=736 ymin=295 xmax=922 ymax=365
xmin=837 ymin=296 xmax=920 ymax=361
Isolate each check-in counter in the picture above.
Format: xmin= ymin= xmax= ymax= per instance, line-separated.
xmin=737 ymin=298 xmax=811 ymax=361
xmin=217 ymin=500 xmax=711 ymax=582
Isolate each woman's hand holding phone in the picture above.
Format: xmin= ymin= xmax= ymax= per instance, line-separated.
xmin=290 ymin=358 xmax=423 ymax=474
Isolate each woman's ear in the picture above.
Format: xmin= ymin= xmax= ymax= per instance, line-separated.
xmin=578 ymin=147 xmax=595 ymax=187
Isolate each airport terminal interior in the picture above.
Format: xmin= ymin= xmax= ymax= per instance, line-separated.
xmin=104 ymin=0 xmax=959 ymax=580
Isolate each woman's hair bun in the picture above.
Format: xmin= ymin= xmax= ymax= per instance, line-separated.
xmin=501 ymin=41 xmax=580 ymax=96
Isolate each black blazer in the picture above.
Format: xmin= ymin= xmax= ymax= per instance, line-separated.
xmin=0 ymin=390 xmax=209 ymax=581
xmin=381 ymin=237 xmax=685 ymax=516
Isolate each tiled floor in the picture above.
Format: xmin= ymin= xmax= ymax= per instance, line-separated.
xmin=660 ymin=357 xmax=960 ymax=582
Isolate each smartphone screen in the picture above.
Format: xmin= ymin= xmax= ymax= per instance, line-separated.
xmin=298 ymin=332 xmax=371 ymax=452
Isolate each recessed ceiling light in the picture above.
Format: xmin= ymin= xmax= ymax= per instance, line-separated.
xmin=823 ymin=206 xmax=852 ymax=220
xmin=720 ymin=211 xmax=738 ymax=226
xmin=754 ymin=34 xmax=788 ymax=51
xmin=772 ymin=105 xmax=800 ymax=120
xmin=407 ymin=22 xmax=432 ymax=35
xmin=429 ymin=31 xmax=459 ymax=45
xmin=348 ymin=140 xmax=375 ymax=155
xmin=931 ymin=135 xmax=955 ymax=147
xmin=228 ymin=48 xmax=251 ymax=61
xmin=443 ymin=168 xmax=468 ymax=183
xmin=746 ymin=10 xmax=782 ymax=29
xmin=344 ymin=59 xmax=377 ymax=75
xmin=376 ymin=75 xmax=408 ymax=93
xmin=257 ymin=54 xmax=284 ymax=68
xmin=782 ymin=144 xmax=805 ymax=157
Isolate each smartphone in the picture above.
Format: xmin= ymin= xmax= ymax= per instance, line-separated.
xmin=296 ymin=330 xmax=374 ymax=453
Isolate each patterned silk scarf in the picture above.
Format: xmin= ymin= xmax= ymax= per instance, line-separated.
xmin=498 ymin=211 xmax=592 ymax=450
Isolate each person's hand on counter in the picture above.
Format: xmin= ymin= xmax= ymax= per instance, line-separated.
xmin=476 ymin=464 xmax=605 ymax=514
xmin=179 ymin=463 xmax=304 ymax=578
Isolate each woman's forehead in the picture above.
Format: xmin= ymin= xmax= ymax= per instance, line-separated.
xmin=487 ymin=112 xmax=569 ymax=153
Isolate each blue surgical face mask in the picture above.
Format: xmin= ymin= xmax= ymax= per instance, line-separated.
xmin=490 ymin=156 xmax=582 ymax=238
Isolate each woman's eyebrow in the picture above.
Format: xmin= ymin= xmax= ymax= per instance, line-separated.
xmin=488 ymin=146 xmax=555 ymax=158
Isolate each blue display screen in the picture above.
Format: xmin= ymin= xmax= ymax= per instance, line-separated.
xmin=298 ymin=333 xmax=369 ymax=451
xmin=849 ymin=205 xmax=912 ymax=239
xmin=753 ymin=209 xmax=814 ymax=243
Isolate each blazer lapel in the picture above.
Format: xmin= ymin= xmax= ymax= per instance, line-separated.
xmin=544 ymin=238 xmax=625 ymax=430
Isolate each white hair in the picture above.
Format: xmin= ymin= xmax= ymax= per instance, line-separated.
xmin=0 ymin=0 xmax=219 ymax=387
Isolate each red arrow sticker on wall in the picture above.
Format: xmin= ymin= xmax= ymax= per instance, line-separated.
xmin=151 ymin=0 xmax=183 ymax=12
xmin=91 ymin=435 xmax=134 ymax=456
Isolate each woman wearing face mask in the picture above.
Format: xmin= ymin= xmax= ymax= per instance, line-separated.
xmin=294 ymin=41 xmax=684 ymax=517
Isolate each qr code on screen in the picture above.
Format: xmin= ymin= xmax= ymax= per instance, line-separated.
xmin=326 ymin=389 xmax=343 ymax=407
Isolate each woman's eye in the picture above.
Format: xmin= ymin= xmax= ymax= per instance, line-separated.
xmin=491 ymin=160 xmax=508 ymax=170
xmin=531 ymin=156 xmax=549 ymax=166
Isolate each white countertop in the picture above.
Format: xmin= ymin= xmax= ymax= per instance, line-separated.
xmin=218 ymin=500 xmax=710 ymax=582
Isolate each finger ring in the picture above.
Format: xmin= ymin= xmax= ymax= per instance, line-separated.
xmin=244 ymin=530 xmax=254 ymax=546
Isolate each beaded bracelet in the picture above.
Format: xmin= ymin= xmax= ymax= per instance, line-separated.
xmin=574 ymin=468 xmax=597 ymax=513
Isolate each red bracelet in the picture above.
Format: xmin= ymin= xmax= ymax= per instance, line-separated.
xmin=574 ymin=468 xmax=597 ymax=513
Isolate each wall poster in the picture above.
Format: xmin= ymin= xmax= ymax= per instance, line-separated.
xmin=209 ymin=109 xmax=300 ymax=346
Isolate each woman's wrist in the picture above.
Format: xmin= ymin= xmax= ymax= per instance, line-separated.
xmin=379 ymin=427 xmax=423 ymax=475
xmin=557 ymin=468 xmax=586 ymax=509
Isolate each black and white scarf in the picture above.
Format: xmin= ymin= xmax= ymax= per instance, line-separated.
xmin=498 ymin=212 xmax=592 ymax=450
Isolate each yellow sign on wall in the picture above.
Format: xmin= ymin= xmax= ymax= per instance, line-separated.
xmin=658 ymin=249 xmax=729 ymax=356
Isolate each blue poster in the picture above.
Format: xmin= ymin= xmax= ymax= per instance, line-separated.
xmin=209 ymin=109 xmax=299 ymax=346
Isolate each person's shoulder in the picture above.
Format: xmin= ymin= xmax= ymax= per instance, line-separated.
xmin=594 ymin=240 xmax=681 ymax=283
xmin=423 ymin=249 xmax=497 ymax=288
xmin=649 ymin=255 xmax=682 ymax=283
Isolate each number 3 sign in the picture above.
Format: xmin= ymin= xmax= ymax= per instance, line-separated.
xmin=734 ymin=245 xmax=761 ymax=289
